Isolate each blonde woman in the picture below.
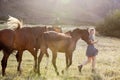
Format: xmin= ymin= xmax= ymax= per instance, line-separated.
xmin=78 ymin=28 xmax=98 ymax=72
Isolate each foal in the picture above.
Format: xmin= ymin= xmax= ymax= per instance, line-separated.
xmin=38 ymin=28 xmax=90 ymax=75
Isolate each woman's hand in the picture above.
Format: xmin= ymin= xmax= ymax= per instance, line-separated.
xmin=90 ymin=40 xmax=98 ymax=44
xmin=95 ymin=40 xmax=98 ymax=44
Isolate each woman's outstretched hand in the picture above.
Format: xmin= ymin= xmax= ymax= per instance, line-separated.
xmin=90 ymin=40 xmax=98 ymax=44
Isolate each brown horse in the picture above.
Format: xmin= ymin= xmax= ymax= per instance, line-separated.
xmin=0 ymin=17 xmax=63 ymax=76
xmin=15 ymin=26 xmax=62 ymax=73
xmin=0 ymin=25 xmax=62 ymax=76
xmin=0 ymin=27 xmax=47 ymax=76
xmin=38 ymin=28 xmax=90 ymax=75
xmin=14 ymin=27 xmax=47 ymax=73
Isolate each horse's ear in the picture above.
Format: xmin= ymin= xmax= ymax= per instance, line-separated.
xmin=87 ymin=28 xmax=90 ymax=33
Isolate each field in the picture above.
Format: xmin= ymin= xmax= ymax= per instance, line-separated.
xmin=0 ymin=26 xmax=120 ymax=80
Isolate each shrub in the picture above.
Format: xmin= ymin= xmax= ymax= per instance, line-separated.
xmin=97 ymin=10 xmax=120 ymax=38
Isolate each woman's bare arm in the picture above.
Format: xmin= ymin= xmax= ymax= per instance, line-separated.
xmin=90 ymin=40 xmax=98 ymax=44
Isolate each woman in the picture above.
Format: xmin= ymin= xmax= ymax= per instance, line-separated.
xmin=78 ymin=28 xmax=98 ymax=72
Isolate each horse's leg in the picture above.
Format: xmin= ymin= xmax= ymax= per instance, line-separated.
xmin=38 ymin=51 xmax=44 ymax=75
xmin=16 ymin=51 xmax=19 ymax=62
xmin=29 ymin=49 xmax=37 ymax=72
xmin=66 ymin=53 xmax=69 ymax=69
xmin=45 ymin=50 xmax=49 ymax=69
xmin=67 ymin=53 xmax=73 ymax=69
xmin=62 ymin=52 xmax=73 ymax=74
xmin=16 ymin=50 xmax=23 ymax=75
xmin=52 ymin=51 xmax=59 ymax=75
xmin=1 ymin=50 xmax=11 ymax=76
xmin=61 ymin=52 xmax=69 ymax=74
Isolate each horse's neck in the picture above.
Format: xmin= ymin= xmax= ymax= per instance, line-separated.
xmin=71 ymin=35 xmax=80 ymax=44
xmin=68 ymin=36 xmax=80 ymax=52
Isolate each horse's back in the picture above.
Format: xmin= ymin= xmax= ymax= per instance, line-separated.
xmin=42 ymin=31 xmax=71 ymax=52
xmin=44 ymin=31 xmax=71 ymax=41
xmin=47 ymin=26 xmax=62 ymax=33
xmin=13 ymin=26 xmax=46 ymax=49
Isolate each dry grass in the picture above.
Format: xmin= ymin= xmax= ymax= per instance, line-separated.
xmin=0 ymin=26 xmax=120 ymax=80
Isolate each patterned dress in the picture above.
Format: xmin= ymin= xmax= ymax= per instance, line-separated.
xmin=86 ymin=35 xmax=98 ymax=57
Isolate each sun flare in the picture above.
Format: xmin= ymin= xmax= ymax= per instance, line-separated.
xmin=61 ymin=0 xmax=71 ymax=4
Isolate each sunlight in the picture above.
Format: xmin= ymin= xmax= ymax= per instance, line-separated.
xmin=49 ymin=0 xmax=71 ymax=4
xmin=61 ymin=0 xmax=71 ymax=4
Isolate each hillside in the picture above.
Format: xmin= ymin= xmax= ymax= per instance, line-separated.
xmin=0 ymin=0 xmax=120 ymax=24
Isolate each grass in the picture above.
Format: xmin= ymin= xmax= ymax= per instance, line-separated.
xmin=0 ymin=26 xmax=120 ymax=80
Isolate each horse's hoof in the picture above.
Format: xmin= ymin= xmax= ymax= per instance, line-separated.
xmin=91 ymin=69 xmax=96 ymax=73
xmin=34 ymin=69 xmax=37 ymax=73
xmin=38 ymin=73 xmax=41 ymax=76
xmin=17 ymin=71 xmax=22 ymax=76
xmin=45 ymin=67 xmax=48 ymax=70
xmin=61 ymin=70 xmax=64 ymax=74
xmin=57 ymin=72 xmax=59 ymax=76
xmin=2 ymin=73 xmax=6 ymax=76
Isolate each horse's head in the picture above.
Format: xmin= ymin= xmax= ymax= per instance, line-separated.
xmin=80 ymin=29 xmax=90 ymax=44
xmin=71 ymin=28 xmax=90 ymax=44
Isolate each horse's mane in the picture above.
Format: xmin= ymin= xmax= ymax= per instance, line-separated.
xmin=65 ymin=30 xmax=72 ymax=36
xmin=65 ymin=28 xmax=88 ymax=38
xmin=7 ymin=16 xmax=23 ymax=30
xmin=72 ymin=28 xmax=88 ymax=33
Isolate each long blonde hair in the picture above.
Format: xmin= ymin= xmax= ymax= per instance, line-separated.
xmin=88 ymin=27 xmax=96 ymax=40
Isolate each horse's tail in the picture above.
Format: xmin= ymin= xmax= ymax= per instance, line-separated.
xmin=15 ymin=20 xmax=23 ymax=30
xmin=7 ymin=16 xmax=23 ymax=30
xmin=40 ymin=33 xmax=49 ymax=56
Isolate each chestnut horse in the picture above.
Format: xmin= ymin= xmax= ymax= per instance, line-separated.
xmin=0 ymin=16 xmax=63 ymax=76
xmin=0 ymin=27 xmax=47 ymax=76
xmin=15 ymin=26 xmax=62 ymax=72
xmin=0 ymin=25 xmax=62 ymax=76
xmin=38 ymin=28 xmax=90 ymax=75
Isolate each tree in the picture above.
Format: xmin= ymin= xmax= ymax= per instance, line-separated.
xmin=97 ymin=10 xmax=120 ymax=38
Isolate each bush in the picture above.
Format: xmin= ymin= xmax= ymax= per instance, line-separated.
xmin=97 ymin=10 xmax=120 ymax=38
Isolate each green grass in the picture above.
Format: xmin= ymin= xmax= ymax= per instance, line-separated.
xmin=0 ymin=26 xmax=120 ymax=80
xmin=0 ymin=24 xmax=8 ymax=29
